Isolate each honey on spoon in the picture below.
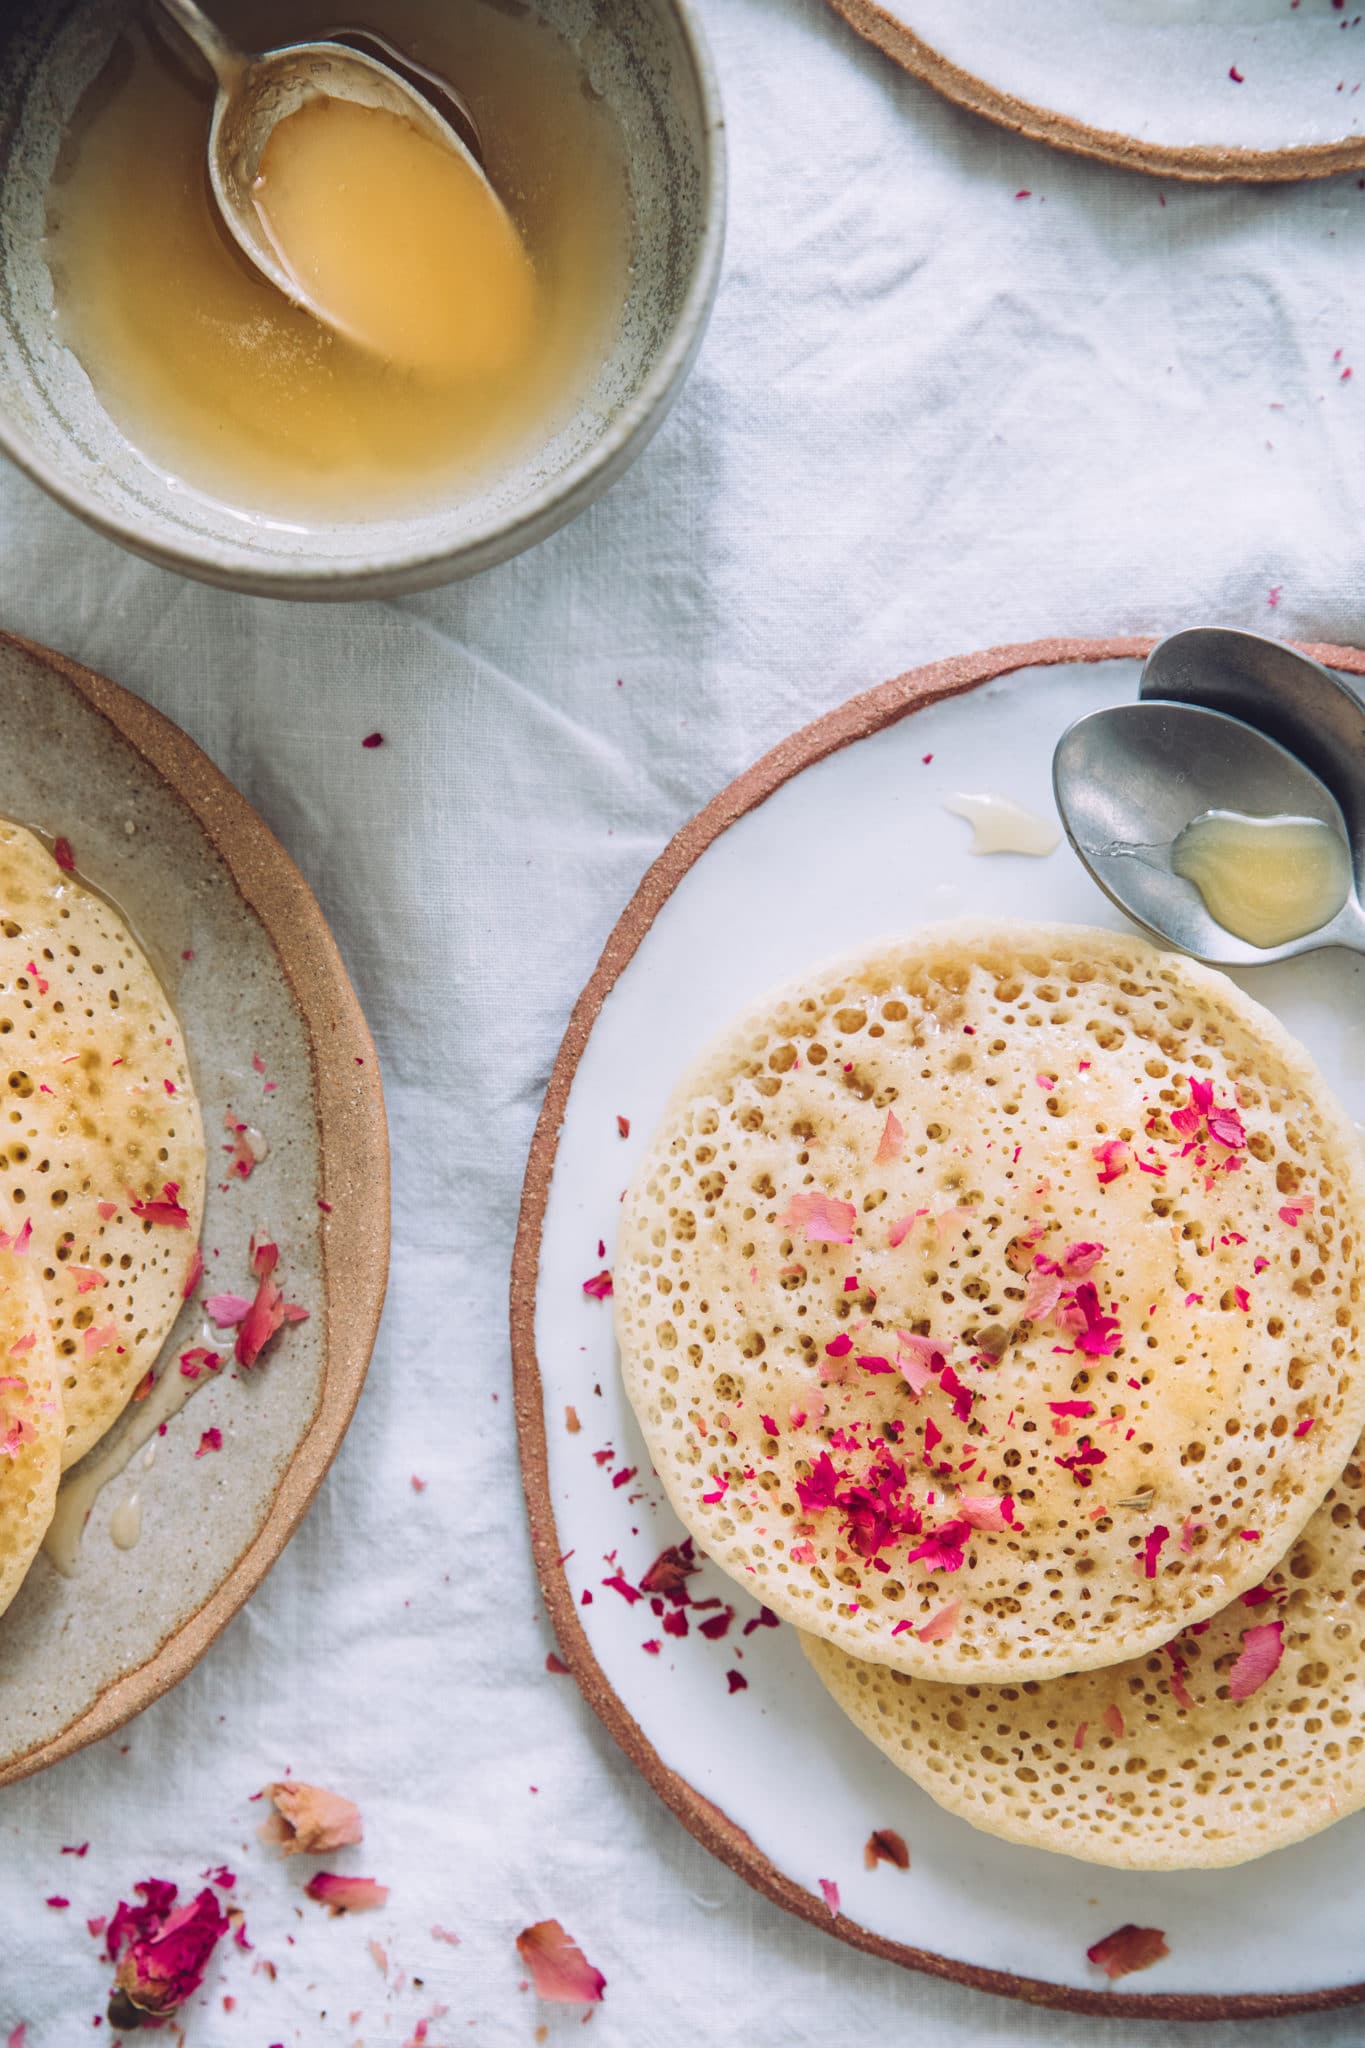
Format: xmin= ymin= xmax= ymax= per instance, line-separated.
xmin=155 ymin=0 xmax=533 ymax=371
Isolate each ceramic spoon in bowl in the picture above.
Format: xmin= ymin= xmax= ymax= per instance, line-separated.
xmin=155 ymin=0 xmax=507 ymax=345
xmin=1053 ymin=698 xmax=1365 ymax=966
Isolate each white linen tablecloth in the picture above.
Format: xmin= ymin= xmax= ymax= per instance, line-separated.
xmin=3 ymin=0 xmax=1365 ymax=2038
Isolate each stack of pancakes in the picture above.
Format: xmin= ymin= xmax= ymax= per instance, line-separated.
xmin=615 ymin=924 xmax=1365 ymax=1868
xmin=0 ymin=823 xmax=203 ymax=1621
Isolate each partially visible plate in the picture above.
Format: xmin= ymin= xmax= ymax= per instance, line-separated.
xmin=827 ymin=3 xmax=1365 ymax=182
xmin=513 ymin=635 xmax=1365 ymax=2018
xmin=0 ymin=633 xmax=389 ymax=1785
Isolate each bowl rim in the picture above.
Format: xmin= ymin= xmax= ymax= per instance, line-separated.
xmin=0 ymin=0 xmax=727 ymax=599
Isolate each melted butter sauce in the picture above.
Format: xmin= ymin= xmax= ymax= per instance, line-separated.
xmin=43 ymin=1343 xmax=219 ymax=1577
xmin=44 ymin=0 xmax=633 ymax=519
xmin=1171 ymin=810 xmax=1352 ymax=950
xmin=945 ymin=793 xmax=1061 ymax=857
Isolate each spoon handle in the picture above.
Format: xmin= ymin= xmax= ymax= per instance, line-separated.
xmin=155 ymin=0 xmax=244 ymax=86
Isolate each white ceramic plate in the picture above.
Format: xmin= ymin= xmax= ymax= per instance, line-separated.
xmin=826 ymin=0 xmax=1365 ymax=183
xmin=514 ymin=638 xmax=1365 ymax=2018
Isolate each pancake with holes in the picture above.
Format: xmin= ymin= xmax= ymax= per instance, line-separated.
xmin=614 ymin=923 xmax=1365 ymax=1683
xmin=802 ymin=1432 xmax=1365 ymax=1868
xmin=0 ymin=822 xmax=204 ymax=1467
xmin=0 ymin=1230 xmax=65 ymax=1620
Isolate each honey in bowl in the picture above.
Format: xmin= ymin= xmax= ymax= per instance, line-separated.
xmin=44 ymin=1 xmax=633 ymax=521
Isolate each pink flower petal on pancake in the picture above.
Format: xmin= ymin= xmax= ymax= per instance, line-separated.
xmin=1086 ymin=1925 xmax=1169 ymax=1981
xmin=128 ymin=1182 xmax=190 ymax=1228
xmin=904 ymin=1517 xmax=970 ymax=1574
xmin=1142 ymin=1525 xmax=1170 ymax=1579
xmin=83 ymin=1322 xmax=119 ymax=1357
xmin=305 ymin=1874 xmax=388 ymax=1916
xmin=70 ymin=1266 xmax=105 ymax=1294
xmin=916 ymin=1599 xmax=960 ymax=1642
xmin=958 ymin=1495 xmax=1013 ymax=1532
xmin=875 ymin=1110 xmax=904 ymax=1164
xmin=1092 ymin=1139 xmax=1130 ymax=1185
xmin=515 ymin=1920 xmax=606 ymax=2004
xmin=896 ymin=1334 xmax=940 ymax=1395
xmin=1061 ymin=1240 xmax=1105 ymax=1276
xmin=259 ymin=1782 xmax=363 ymax=1855
xmin=779 ymin=1192 xmax=857 ymax=1244
xmin=886 ymin=1210 xmax=927 ymax=1248
xmin=1279 ymin=1198 xmax=1315 ymax=1227
xmin=1023 ymin=1267 xmax=1063 ymax=1321
xmin=1103 ymin=1703 xmax=1125 ymax=1738
xmin=1228 ymin=1619 xmax=1284 ymax=1702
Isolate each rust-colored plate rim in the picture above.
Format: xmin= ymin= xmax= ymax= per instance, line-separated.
xmin=512 ymin=632 xmax=1365 ymax=2020
xmin=0 ymin=632 xmax=391 ymax=1787
xmin=824 ymin=0 xmax=1365 ymax=186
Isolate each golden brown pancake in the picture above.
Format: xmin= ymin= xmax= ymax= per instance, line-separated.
xmin=616 ymin=923 xmax=1365 ymax=1682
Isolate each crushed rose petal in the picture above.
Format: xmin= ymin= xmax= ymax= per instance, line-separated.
xmin=1086 ymin=1924 xmax=1170 ymax=1980
xmin=863 ymin=1829 xmax=910 ymax=1871
xmin=259 ymin=1781 xmax=364 ymax=1856
xmin=515 ymin=1921 xmax=606 ymax=2004
xmin=1228 ymin=1620 xmax=1284 ymax=1703
xmin=304 ymin=1873 xmax=388 ymax=1915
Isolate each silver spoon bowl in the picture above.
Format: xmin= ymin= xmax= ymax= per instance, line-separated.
xmin=1053 ymin=698 xmax=1365 ymax=965
xmin=156 ymin=0 xmax=505 ymax=341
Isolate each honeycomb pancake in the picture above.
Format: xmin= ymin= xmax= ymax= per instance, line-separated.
xmin=614 ymin=923 xmax=1365 ymax=1683
xmin=0 ymin=1237 xmax=64 ymax=1622
xmin=0 ymin=823 xmax=204 ymax=1467
xmin=803 ymin=1432 xmax=1365 ymax=1869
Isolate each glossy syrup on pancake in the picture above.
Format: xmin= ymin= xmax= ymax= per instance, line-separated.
xmin=615 ymin=924 xmax=1365 ymax=1683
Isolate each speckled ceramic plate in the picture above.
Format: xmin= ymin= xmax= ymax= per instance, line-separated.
xmin=513 ymin=636 xmax=1365 ymax=2018
xmin=0 ymin=634 xmax=388 ymax=1785
xmin=828 ymin=3 xmax=1365 ymax=183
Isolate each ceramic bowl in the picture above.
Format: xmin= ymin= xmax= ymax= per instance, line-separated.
xmin=0 ymin=0 xmax=725 ymax=598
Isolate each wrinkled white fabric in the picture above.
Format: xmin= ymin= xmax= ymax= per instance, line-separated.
xmin=3 ymin=0 xmax=1365 ymax=2038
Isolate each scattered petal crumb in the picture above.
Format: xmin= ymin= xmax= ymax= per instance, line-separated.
xmin=1086 ymin=1924 xmax=1169 ymax=1980
xmin=53 ymin=837 xmax=75 ymax=872
xmin=304 ymin=1873 xmax=388 ymax=1915
xmin=361 ymin=732 xmax=385 ymax=749
xmin=194 ymin=1428 xmax=222 ymax=1458
xmin=818 ymin=1878 xmax=840 ymax=1917
xmin=431 ymin=1925 xmax=461 ymax=1946
xmin=864 ymin=1829 xmax=910 ymax=1871
xmin=615 ymin=1115 xmax=630 ymax=1138
xmin=545 ymin=1652 xmax=569 ymax=1675
xmin=515 ymin=1920 xmax=606 ymax=2004
xmin=726 ymin=1668 xmax=747 ymax=1693
xmin=582 ymin=1269 xmax=613 ymax=1300
xmin=565 ymin=1405 xmax=581 ymax=1434
xmin=259 ymin=1782 xmax=363 ymax=1856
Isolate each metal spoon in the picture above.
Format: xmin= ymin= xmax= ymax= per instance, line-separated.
xmin=155 ymin=0 xmax=504 ymax=338
xmin=1052 ymin=698 xmax=1365 ymax=965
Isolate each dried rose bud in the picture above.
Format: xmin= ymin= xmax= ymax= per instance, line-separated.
xmin=107 ymin=1884 xmax=227 ymax=2023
